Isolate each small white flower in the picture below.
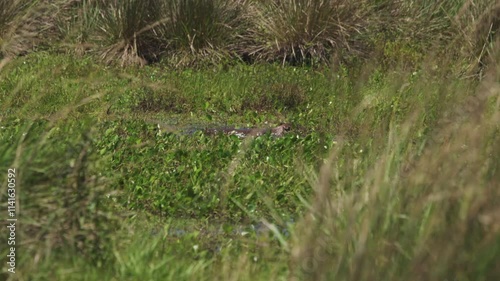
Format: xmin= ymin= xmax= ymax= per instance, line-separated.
xmin=193 ymin=245 xmax=199 ymax=251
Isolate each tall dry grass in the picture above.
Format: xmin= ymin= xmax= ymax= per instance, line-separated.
xmin=1 ymin=0 xmax=42 ymax=58
xmin=243 ymin=0 xmax=374 ymax=64
xmin=157 ymin=0 xmax=250 ymax=67
xmin=1 ymin=0 xmax=498 ymax=68
xmin=93 ymin=0 xmax=165 ymax=66
xmin=289 ymin=39 xmax=500 ymax=281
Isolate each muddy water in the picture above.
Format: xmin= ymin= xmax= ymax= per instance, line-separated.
xmin=151 ymin=118 xmax=286 ymax=137
xmin=151 ymin=220 xmax=293 ymax=238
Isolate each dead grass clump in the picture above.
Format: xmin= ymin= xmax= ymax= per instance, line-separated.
xmin=451 ymin=0 xmax=499 ymax=78
xmin=157 ymin=0 xmax=250 ymax=68
xmin=0 ymin=0 xmax=60 ymax=58
xmin=92 ymin=0 xmax=164 ymax=66
xmin=244 ymin=0 xmax=375 ymax=65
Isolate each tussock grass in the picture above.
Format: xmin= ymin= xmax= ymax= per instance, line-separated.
xmin=158 ymin=0 xmax=250 ymax=67
xmin=0 ymin=0 xmax=56 ymax=58
xmin=245 ymin=0 xmax=374 ymax=64
xmin=55 ymin=0 xmax=101 ymax=56
xmin=2 ymin=0 xmax=497 ymax=68
xmin=456 ymin=0 xmax=500 ymax=78
xmin=0 ymin=0 xmax=32 ymax=38
xmin=93 ymin=0 xmax=164 ymax=66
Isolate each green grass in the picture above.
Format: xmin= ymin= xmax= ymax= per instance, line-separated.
xmin=0 ymin=46 xmax=499 ymax=280
xmin=0 ymin=1 xmax=498 ymax=280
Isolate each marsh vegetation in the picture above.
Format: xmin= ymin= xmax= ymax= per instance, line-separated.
xmin=0 ymin=0 xmax=499 ymax=280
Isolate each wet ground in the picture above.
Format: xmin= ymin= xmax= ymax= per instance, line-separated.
xmin=151 ymin=219 xmax=294 ymax=238
xmin=143 ymin=116 xmax=293 ymax=137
